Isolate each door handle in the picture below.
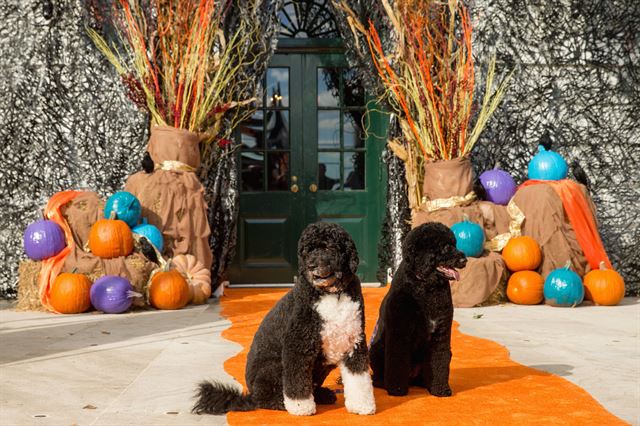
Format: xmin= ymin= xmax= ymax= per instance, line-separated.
xmin=309 ymin=183 xmax=318 ymax=193
xmin=291 ymin=184 xmax=299 ymax=193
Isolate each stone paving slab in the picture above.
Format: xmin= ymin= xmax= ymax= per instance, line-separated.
xmin=1 ymin=295 xmax=638 ymax=425
xmin=0 ymin=302 xmax=236 ymax=426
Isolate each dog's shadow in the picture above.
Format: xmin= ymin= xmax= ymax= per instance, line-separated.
xmin=450 ymin=363 xmax=573 ymax=393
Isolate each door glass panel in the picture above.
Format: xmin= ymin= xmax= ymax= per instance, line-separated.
xmin=267 ymin=152 xmax=290 ymax=191
xmin=343 ymin=152 xmax=365 ymax=190
xmin=241 ymin=110 xmax=264 ymax=149
xmin=343 ymin=69 xmax=365 ymax=106
xmin=241 ymin=152 xmax=264 ymax=191
xmin=317 ymin=68 xmax=339 ymax=107
xmin=266 ymin=68 xmax=289 ymax=107
xmin=318 ymin=110 xmax=340 ymax=149
xmin=318 ymin=152 xmax=340 ymax=191
xmin=343 ymin=110 xmax=365 ymax=149
xmin=266 ymin=110 xmax=289 ymax=149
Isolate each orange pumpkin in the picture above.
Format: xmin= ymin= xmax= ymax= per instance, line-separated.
xmin=583 ymin=261 xmax=625 ymax=306
xmin=149 ymin=267 xmax=190 ymax=310
xmin=49 ymin=272 xmax=92 ymax=314
xmin=172 ymin=254 xmax=212 ymax=305
xmin=88 ymin=215 xmax=133 ymax=259
xmin=507 ymin=271 xmax=544 ymax=305
xmin=502 ymin=236 xmax=542 ymax=272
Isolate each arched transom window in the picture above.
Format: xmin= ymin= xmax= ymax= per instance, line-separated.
xmin=278 ymin=0 xmax=339 ymax=39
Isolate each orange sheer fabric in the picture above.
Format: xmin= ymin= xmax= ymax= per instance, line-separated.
xmin=38 ymin=191 xmax=83 ymax=312
xmin=519 ymin=179 xmax=611 ymax=271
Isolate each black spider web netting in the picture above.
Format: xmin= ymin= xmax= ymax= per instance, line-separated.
xmin=1 ymin=0 xmax=638 ymax=296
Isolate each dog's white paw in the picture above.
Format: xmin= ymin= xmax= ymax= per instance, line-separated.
xmin=340 ymin=366 xmax=376 ymax=415
xmin=284 ymin=394 xmax=316 ymax=416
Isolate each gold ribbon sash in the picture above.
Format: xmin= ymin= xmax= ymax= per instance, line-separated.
xmin=420 ymin=191 xmax=477 ymax=212
xmin=154 ymin=160 xmax=196 ymax=173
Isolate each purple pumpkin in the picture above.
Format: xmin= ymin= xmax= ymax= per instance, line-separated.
xmin=90 ymin=276 xmax=141 ymax=314
xmin=23 ymin=219 xmax=66 ymax=260
xmin=479 ymin=168 xmax=517 ymax=205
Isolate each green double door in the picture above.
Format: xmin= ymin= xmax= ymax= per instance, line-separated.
xmin=230 ymin=52 xmax=386 ymax=284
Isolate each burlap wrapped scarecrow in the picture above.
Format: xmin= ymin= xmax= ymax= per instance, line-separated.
xmin=125 ymin=126 xmax=213 ymax=271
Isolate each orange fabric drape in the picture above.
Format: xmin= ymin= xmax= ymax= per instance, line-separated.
xmin=519 ymin=179 xmax=611 ymax=271
xmin=37 ymin=190 xmax=83 ymax=312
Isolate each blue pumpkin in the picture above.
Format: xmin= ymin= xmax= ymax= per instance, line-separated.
xmin=104 ymin=191 xmax=141 ymax=228
xmin=450 ymin=219 xmax=484 ymax=258
xmin=132 ymin=219 xmax=164 ymax=252
xmin=544 ymin=264 xmax=584 ymax=307
xmin=527 ymin=145 xmax=568 ymax=181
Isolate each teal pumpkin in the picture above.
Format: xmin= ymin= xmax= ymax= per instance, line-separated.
xmin=450 ymin=219 xmax=484 ymax=258
xmin=544 ymin=264 xmax=584 ymax=307
xmin=527 ymin=145 xmax=568 ymax=181
xmin=104 ymin=191 xmax=141 ymax=228
xmin=132 ymin=219 xmax=164 ymax=252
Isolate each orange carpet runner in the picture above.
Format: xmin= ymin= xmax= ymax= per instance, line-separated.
xmin=220 ymin=288 xmax=624 ymax=425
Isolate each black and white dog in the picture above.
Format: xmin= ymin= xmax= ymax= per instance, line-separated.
xmin=193 ymin=222 xmax=375 ymax=416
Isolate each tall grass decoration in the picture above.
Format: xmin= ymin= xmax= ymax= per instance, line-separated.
xmin=88 ymin=0 xmax=261 ymax=143
xmin=337 ymin=0 xmax=512 ymax=160
xmin=335 ymin=0 xmax=512 ymax=207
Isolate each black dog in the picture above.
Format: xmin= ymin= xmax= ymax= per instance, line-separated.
xmin=193 ymin=222 xmax=375 ymax=416
xmin=369 ymin=222 xmax=466 ymax=397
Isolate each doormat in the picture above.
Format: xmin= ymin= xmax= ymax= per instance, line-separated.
xmin=219 ymin=288 xmax=625 ymax=425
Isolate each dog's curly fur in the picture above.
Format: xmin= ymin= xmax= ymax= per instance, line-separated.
xmin=193 ymin=222 xmax=375 ymax=416
xmin=369 ymin=222 xmax=467 ymax=397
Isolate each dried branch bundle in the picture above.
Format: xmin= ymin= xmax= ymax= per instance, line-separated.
xmin=336 ymin=0 xmax=513 ymax=161
xmin=88 ymin=0 xmax=263 ymax=142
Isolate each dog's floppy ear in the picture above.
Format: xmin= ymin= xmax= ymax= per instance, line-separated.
xmin=344 ymin=236 xmax=360 ymax=274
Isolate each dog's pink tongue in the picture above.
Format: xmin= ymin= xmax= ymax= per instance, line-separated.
xmin=438 ymin=266 xmax=460 ymax=281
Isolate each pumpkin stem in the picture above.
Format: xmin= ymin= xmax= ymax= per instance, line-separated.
xmin=71 ymin=267 xmax=78 ymax=274
xmin=462 ymin=213 xmax=470 ymax=222
xmin=599 ymin=261 xmax=607 ymax=271
xmin=127 ymin=290 xmax=143 ymax=299
xmin=563 ymin=260 xmax=572 ymax=270
xmin=163 ymin=260 xmax=171 ymax=272
xmin=108 ymin=210 xmax=117 ymax=220
xmin=538 ymin=144 xmax=546 ymax=153
xmin=142 ymin=217 xmax=148 ymax=225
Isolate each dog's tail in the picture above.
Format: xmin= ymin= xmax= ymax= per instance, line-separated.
xmin=192 ymin=381 xmax=256 ymax=414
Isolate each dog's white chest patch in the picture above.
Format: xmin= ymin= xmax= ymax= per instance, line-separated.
xmin=315 ymin=294 xmax=362 ymax=365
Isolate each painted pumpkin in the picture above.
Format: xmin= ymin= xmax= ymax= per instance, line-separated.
xmin=88 ymin=215 xmax=134 ymax=258
xmin=527 ymin=144 xmax=568 ymax=181
xmin=172 ymin=254 xmax=211 ymax=305
xmin=90 ymin=275 xmax=140 ymax=314
xmin=502 ymin=236 xmax=542 ymax=272
xmin=149 ymin=267 xmax=191 ymax=310
xmin=544 ymin=263 xmax=584 ymax=307
xmin=583 ymin=261 xmax=625 ymax=306
xmin=450 ymin=219 xmax=484 ymax=258
xmin=49 ymin=272 xmax=92 ymax=314
xmin=23 ymin=219 xmax=66 ymax=260
xmin=104 ymin=191 xmax=141 ymax=228
xmin=132 ymin=219 xmax=164 ymax=252
xmin=507 ymin=271 xmax=544 ymax=305
xmin=479 ymin=168 xmax=517 ymax=205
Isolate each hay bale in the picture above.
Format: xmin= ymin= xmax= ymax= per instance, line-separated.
xmin=16 ymin=260 xmax=45 ymax=311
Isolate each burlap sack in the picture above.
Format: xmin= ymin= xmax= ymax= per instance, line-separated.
xmin=451 ymin=252 xmax=507 ymax=308
xmin=413 ymin=201 xmax=512 ymax=242
xmin=423 ymin=156 xmax=473 ymax=200
xmin=60 ymin=191 xmax=157 ymax=304
xmin=413 ymin=156 xmax=509 ymax=307
xmin=125 ymin=126 xmax=213 ymax=270
xmin=513 ymin=183 xmax=590 ymax=278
